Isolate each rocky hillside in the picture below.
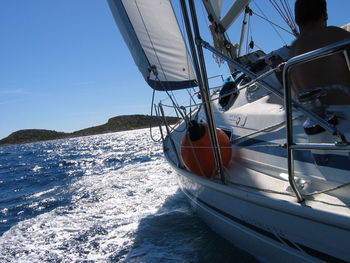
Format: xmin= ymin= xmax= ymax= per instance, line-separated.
xmin=0 ymin=115 xmax=180 ymax=146
xmin=72 ymin=115 xmax=178 ymax=137
xmin=0 ymin=129 xmax=69 ymax=146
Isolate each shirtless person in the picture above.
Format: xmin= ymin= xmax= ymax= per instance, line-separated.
xmin=289 ymin=0 xmax=350 ymax=105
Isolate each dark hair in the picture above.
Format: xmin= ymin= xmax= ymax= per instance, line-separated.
xmin=295 ymin=0 xmax=328 ymax=27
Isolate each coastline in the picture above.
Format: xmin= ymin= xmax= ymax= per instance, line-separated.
xmin=0 ymin=114 xmax=180 ymax=146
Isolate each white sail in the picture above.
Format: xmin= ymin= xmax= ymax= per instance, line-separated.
xmin=108 ymin=0 xmax=197 ymax=91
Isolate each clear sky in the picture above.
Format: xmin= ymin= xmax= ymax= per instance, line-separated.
xmin=0 ymin=0 xmax=349 ymax=139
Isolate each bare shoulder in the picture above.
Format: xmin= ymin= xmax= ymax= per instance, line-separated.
xmin=325 ymin=26 xmax=350 ymax=39
xmin=289 ymin=26 xmax=350 ymax=59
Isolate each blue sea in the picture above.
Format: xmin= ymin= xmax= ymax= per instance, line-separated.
xmin=0 ymin=129 xmax=258 ymax=262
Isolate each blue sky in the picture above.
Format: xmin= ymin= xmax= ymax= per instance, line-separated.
xmin=0 ymin=1 xmax=349 ymax=139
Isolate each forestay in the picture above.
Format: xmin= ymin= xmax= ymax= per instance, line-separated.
xmin=108 ymin=0 xmax=197 ymax=91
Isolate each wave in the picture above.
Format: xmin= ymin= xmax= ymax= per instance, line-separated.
xmin=0 ymin=129 xmax=257 ymax=262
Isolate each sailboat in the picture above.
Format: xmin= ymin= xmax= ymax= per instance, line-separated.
xmin=107 ymin=1 xmax=350 ymax=262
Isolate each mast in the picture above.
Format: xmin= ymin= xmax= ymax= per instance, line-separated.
xmin=238 ymin=6 xmax=251 ymax=57
xmin=180 ymin=0 xmax=226 ymax=183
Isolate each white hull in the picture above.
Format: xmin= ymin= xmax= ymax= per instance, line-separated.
xmin=163 ymin=101 xmax=350 ymax=262
xmin=168 ymin=161 xmax=350 ymax=263
xmin=107 ymin=2 xmax=350 ymax=260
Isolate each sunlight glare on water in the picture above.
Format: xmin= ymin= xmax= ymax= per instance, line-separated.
xmin=0 ymin=128 xmax=257 ymax=263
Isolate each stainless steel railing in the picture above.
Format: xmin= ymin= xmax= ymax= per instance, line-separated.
xmin=282 ymin=38 xmax=350 ymax=202
xmin=202 ymin=37 xmax=350 ymax=202
xmin=156 ymin=38 xmax=350 ymax=202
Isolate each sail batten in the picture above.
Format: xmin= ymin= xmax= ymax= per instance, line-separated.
xmin=108 ymin=0 xmax=197 ymax=91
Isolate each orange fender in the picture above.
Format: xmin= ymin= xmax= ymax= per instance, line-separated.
xmin=181 ymin=121 xmax=233 ymax=178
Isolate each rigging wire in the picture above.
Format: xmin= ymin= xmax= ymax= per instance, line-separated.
xmin=282 ymin=0 xmax=298 ymax=35
xmin=270 ymin=0 xmax=290 ymax=25
xmin=135 ymin=0 xmax=192 ymax=120
xmin=282 ymin=0 xmax=296 ymax=29
xmin=253 ymin=11 xmax=294 ymax=36
xmin=285 ymin=0 xmax=298 ymax=32
xmin=149 ymin=89 xmax=162 ymax=142
xmin=269 ymin=0 xmax=298 ymax=36
xmin=252 ymin=1 xmax=289 ymax=45
xmin=177 ymin=0 xmax=199 ymax=108
xmin=247 ymin=12 xmax=256 ymax=54
xmin=136 ymin=1 xmax=199 ymax=142
xmin=245 ymin=12 xmax=251 ymax=54
xmin=140 ymin=0 xmax=350 ymax=204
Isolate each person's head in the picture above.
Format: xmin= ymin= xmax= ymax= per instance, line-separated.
xmin=295 ymin=0 xmax=328 ymax=29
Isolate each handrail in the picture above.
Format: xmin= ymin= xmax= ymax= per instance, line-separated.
xmin=202 ymin=39 xmax=285 ymax=99
xmin=282 ymin=38 xmax=350 ymax=202
xmin=289 ymin=143 xmax=350 ymax=151
xmin=158 ymin=103 xmax=182 ymax=168
xmin=283 ymin=38 xmax=350 ymax=144
xmin=156 ymin=30 xmax=350 ymax=202
xmin=202 ymin=37 xmax=350 ymax=202
xmin=202 ymin=38 xmax=349 ymax=144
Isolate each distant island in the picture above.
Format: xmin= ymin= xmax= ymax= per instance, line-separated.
xmin=0 ymin=114 xmax=180 ymax=146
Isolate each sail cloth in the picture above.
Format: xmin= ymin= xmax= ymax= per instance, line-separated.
xmin=108 ymin=0 xmax=197 ymax=91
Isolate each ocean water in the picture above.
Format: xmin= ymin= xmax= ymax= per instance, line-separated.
xmin=0 ymin=128 xmax=258 ymax=263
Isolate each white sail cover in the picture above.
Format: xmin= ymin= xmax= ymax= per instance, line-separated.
xmin=108 ymin=0 xmax=197 ymax=90
xmin=205 ymin=0 xmax=224 ymax=21
xmin=212 ymin=0 xmax=224 ymax=19
xmin=202 ymin=0 xmax=251 ymax=31
xmin=220 ymin=0 xmax=252 ymax=30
